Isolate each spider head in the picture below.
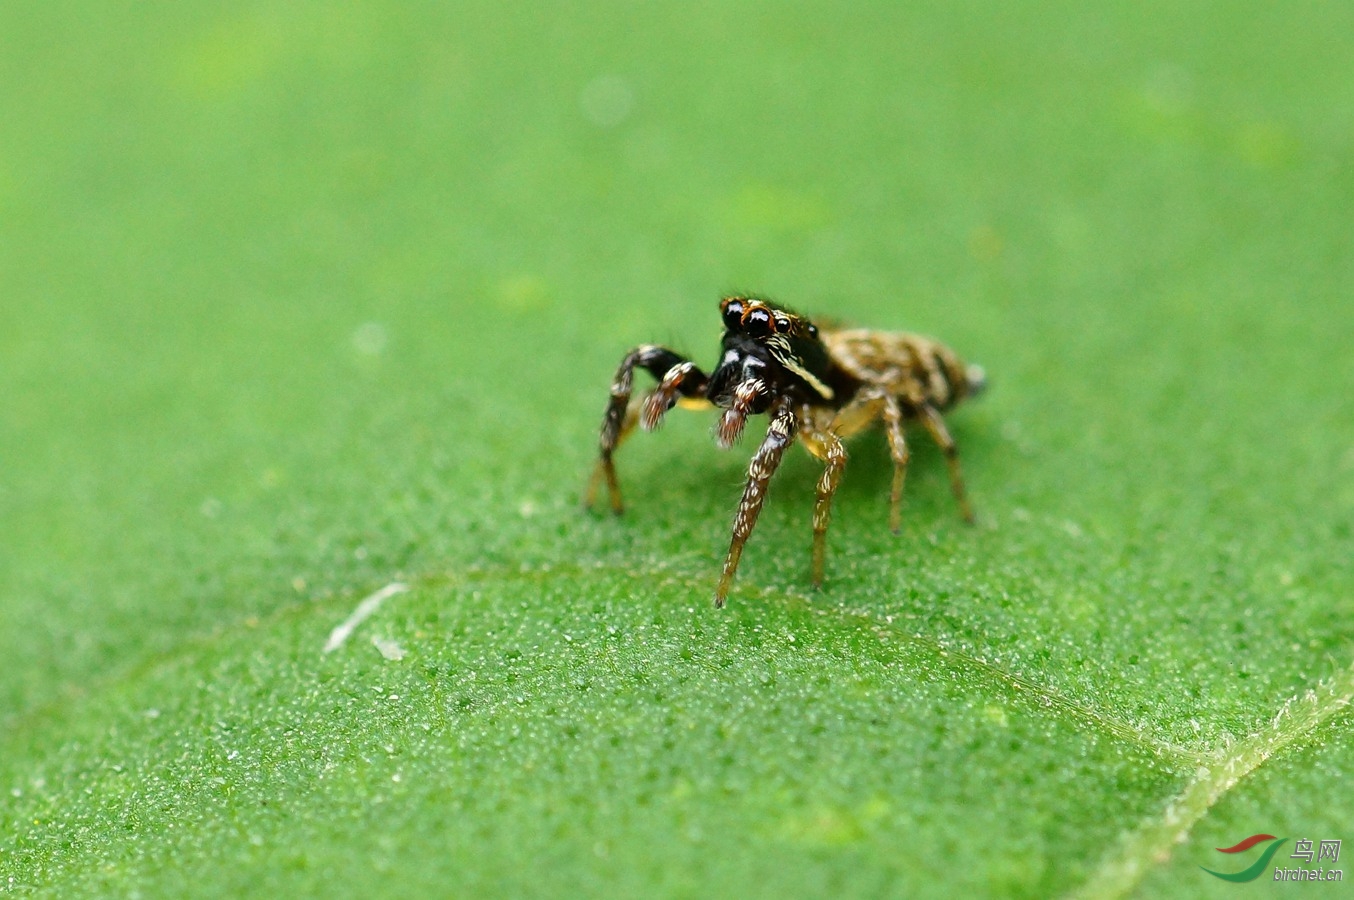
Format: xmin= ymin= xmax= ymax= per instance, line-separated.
xmin=707 ymin=296 xmax=836 ymax=446
xmin=720 ymin=296 xmax=819 ymax=341
xmin=715 ymin=296 xmax=835 ymax=406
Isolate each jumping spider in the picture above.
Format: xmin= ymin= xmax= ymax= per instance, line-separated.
xmin=586 ymin=296 xmax=986 ymax=606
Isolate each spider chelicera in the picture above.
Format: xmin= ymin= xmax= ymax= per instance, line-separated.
xmin=586 ymin=296 xmax=986 ymax=606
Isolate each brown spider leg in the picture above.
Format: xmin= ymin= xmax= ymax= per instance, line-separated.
xmin=586 ymin=406 xmax=638 ymax=513
xmin=882 ymin=396 xmax=911 ymax=534
xmin=715 ymin=398 xmax=798 ymax=607
xmin=587 ymin=345 xmax=704 ymax=514
xmin=917 ymin=402 xmax=975 ymax=524
xmin=802 ymin=426 xmax=847 ymax=589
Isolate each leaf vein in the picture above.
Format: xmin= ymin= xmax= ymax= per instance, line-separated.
xmin=1068 ymin=657 xmax=1354 ymax=900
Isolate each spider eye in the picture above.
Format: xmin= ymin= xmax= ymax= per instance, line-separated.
xmin=743 ymin=307 xmax=772 ymax=338
xmin=722 ymin=300 xmax=744 ymax=330
xmin=773 ymin=316 xmax=791 ymax=333
xmin=807 ymin=323 xmax=818 ymax=337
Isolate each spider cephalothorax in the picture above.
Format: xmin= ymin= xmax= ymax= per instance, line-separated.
xmin=586 ymin=295 xmax=986 ymax=606
xmin=699 ymin=297 xmax=853 ymax=447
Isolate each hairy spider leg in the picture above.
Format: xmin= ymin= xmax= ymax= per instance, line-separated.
xmin=587 ymin=345 xmax=708 ymax=514
xmin=715 ymin=398 xmax=798 ymax=607
xmin=881 ymin=396 xmax=911 ymax=534
xmin=917 ymin=402 xmax=975 ymax=524
xmin=715 ymin=379 xmax=765 ymax=449
xmin=585 ymin=406 xmax=638 ymax=515
xmin=798 ymin=421 xmax=848 ymax=589
xmin=817 ymin=388 xmax=914 ymax=536
xmin=641 ymin=360 xmax=708 ymax=431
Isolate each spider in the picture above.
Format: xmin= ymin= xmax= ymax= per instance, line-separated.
xmin=585 ymin=295 xmax=986 ymax=607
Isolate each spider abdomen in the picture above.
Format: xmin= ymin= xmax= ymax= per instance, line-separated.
xmin=822 ymin=329 xmax=980 ymax=412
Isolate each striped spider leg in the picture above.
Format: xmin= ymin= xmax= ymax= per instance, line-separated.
xmin=585 ymin=345 xmax=709 ymax=515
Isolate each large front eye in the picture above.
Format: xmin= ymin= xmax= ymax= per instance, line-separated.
xmin=743 ymin=307 xmax=772 ymax=338
xmin=722 ymin=299 xmax=744 ymax=330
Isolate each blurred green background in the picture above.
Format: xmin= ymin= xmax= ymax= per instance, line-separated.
xmin=2 ymin=1 xmax=1352 ymax=896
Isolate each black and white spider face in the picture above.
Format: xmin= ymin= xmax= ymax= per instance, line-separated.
xmin=707 ymin=297 xmax=836 ymax=413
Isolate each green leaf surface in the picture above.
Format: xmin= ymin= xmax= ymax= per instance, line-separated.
xmin=2 ymin=1 xmax=1351 ymax=896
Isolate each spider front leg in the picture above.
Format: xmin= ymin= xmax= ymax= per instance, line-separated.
xmin=715 ymin=397 xmax=798 ymax=607
xmin=586 ymin=345 xmax=709 ymax=514
xmin=641 ymin=359 xmax=709 ymax=432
